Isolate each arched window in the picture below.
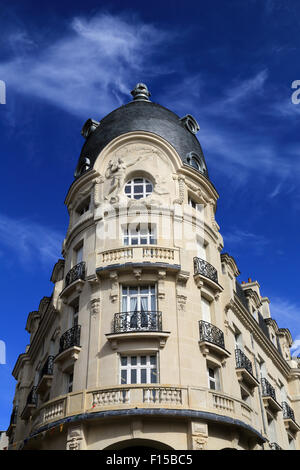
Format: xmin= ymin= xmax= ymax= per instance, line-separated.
xmin=124 ymin=177 xmax=153 ymax=199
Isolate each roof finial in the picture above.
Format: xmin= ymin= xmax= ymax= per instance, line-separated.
xmin=131 ymin=83 xmax=151 ymax=101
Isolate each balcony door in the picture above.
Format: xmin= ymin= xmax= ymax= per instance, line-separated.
xmin=121 ymin=285 xmax=157 ymax=330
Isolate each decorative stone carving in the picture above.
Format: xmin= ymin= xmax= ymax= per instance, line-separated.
xmin=173 ymin=175 xmax=185 ymax=205
xmin=192 ymin=435 xmax=208 ymax=450
xmin=105 ymin=155 xmax=145 ymax=203
xmin=66 ymin=424 xmax=86 ymax=450
xmin=93 ymin=176 xmax=104 ymax=208
xmin=157 ymin=270 xmax=167 ymax=299
xmin=109 ymin=271 xmax=119 ymax=303
xmin=90 ymin=298 xmax=100 ymax=317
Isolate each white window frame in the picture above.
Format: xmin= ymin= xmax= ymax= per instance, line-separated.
xmin=121 ymin=285 xmax=157 ymax=312
xmin=123 ymin=224 xmax=156 ymax=246
xmin=207 ymin=365 xmax=220 ymax=391
xmin=120 ymin=354 xmax=158 ymax=384
xmin=124 ymin=177 xmax=153 ymax=200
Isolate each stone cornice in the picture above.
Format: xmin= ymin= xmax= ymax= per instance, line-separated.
xmin=26 ymin=303 xmax=59 ymax=362
xmin=228 ymin=296 xmax=290 ymax=378
xmin=12 ymin=353 xmax=30 ymax=380
xmin=64 ymin=169 xmax=100 ymax=208
xmin=221 ymin=253 xmax=240 ymax=277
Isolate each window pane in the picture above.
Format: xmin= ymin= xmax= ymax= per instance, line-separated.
xmin=131 ymin=369 xmax=137 ymax=384
xmin=141 ymin=356 xmax=147 ymax=365
xmin=151 ymin=369 xmax=157 ymax=383
xmin=141 ymin=369 xmax=147 ymax=383
xmin=121 ymin=369 xmax=127 ymax=384
xmin=130 ymin=356 xmax=137 ymax=365
xmin=209 ymin=379 xmax=215 ymax=390
xmin=208 ymin=368 xmax=214 ymax=378
xmin=121 ymin=356 xmax=127 ymax=366
xmin=150 ymin=355 xmax=156 ymax=365
xmin=134 ymin=178 xmax=143 ymax=183
xmin=134 ymin=185 xmax=143 ymax=193
xmin=124 ymin=185 xmax=131 ymax=193
xmin=134 ymin=194 xmax=143 ymax=200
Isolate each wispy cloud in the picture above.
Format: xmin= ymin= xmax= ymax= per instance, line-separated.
xmin=0 ymin=12 xmax=171 ymax=118
xmin=269 ymin=297 xmax=300 ymax=350
xmin=0 ymin=213 xmax=62 ymax=269
xmin=222 ymin=228 xmax=269 ymax=255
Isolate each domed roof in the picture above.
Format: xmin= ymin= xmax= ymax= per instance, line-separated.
xmin=75 ymin=83 xmax=209 ymax=179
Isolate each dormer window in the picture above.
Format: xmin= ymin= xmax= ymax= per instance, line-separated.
xmin=124 ymin=178 xmax=153 ymax=200
xmin=186 ymin=152 xmax=208 ymax=176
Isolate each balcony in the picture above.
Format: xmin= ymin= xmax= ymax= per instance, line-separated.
xmin=54 ymin=325 xmax=81 ymax=373
xmin=282 ymin=401 xmax=300 ymax=433
xmin=97 ymin=246 xmax=181 ymax=275
xmin=106 ymin=311 xmax=170 ymax=350
xmin=31 ymin=384 xmax=265 ymax=446
xmin=261 ymin=378 xmax=282 ymax=413
xmin=199 ymin=321 xmax=230 ymax=360
xmin=193 ymin=257 xmax=222 ymax=293
xmin=60 ymin=261 xmax=86 ymax=298
xmin=21 ymin=387 xmax=38 ymax=420
xmin=235 ymin=349 xmax=259 ymax=390
xmin=36 ymin=355 xmax=54 ymax=396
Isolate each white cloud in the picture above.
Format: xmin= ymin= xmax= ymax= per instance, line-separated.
xmin=0 ymin=12 xmax=170 ymax=118
xmin=0 ymin=213 xmax=62 ymax=269
xmin=268 ymin=297 xmax=300 ymax=347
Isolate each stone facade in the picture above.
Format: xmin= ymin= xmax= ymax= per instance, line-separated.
xmin=6 ymin=85 xmax=300 ymax=450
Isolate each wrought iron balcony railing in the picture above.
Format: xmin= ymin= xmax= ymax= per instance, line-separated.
xmin=261 ymin=377 xmax=277 ymax=401
xmin=26 ymin=386 xmax=38 ymax=406
xmin=39 ymin=355 xmax=54 ymax=382
xmin=193 ymin=257 xmax=218 ymax=284
xmin=235 ymin=348 xmax=254 ymax=376
xmin=282 ymin=401 xmax=296 ymax=422
xmin=59 ymin=325 xmax=81 ymax=354
xmin=199 ymin=320 xmax=225 ymax=349
xmin=113 ymin=311 xmax=162 ymax=333
xmin=270 ymin=442 xmax=282 ymax=450
xmin=65 ymin=261 xmax=86 ymax=287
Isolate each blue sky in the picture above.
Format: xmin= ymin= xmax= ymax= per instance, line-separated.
xmin=1 ymin=0 xmax=300 ymax=429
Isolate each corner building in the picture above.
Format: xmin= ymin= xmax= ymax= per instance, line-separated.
xmin=7 ymin=84 xmax=300 ymax=450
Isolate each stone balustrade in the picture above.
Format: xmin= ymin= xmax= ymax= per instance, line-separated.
xmin=98 ymin=246 xmax=180 ymax=266
xmin=31 ymin=384 xmax=257 ymax=433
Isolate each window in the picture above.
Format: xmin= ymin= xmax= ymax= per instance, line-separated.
xmin=188 ymin=196 xmax=202 ymax=211
xmin=120 ymin=355 xmax=158 ymax=384
xmin=196 ymin=238 xmax=206 ymax=260
xmin=201 ymin=297 xmax=211 ymax=323
xmin=67 ymin=372 xmax=74 ymax=393
xmin=76 ymin=197 xmax=90 ymax=216
xmin=124 ymin=178 xmax=153 ymax=199
xmin=121 ymin=285 xmax=156 ymax=313
xmin=234 ymin=331 xmax=243 ymax=351
xmin=75 ymin=244 xmax=83 ymax=264
xmin=71 ymin=299 xmax=79 ymax=327
xmin=207 ymin=365 xmax=220 ymax=390
xmin=123 ymin=224 xmax=156 ymax=246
